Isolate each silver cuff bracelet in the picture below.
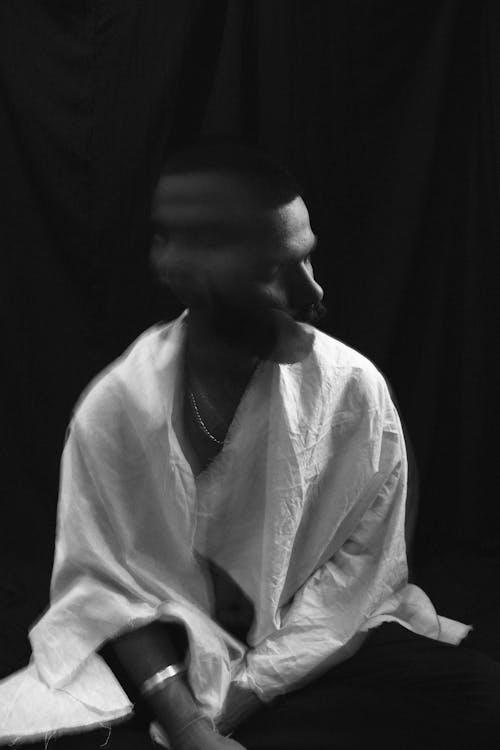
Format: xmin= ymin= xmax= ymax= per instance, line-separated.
xmin=140 ymin=662 xmax=187 ymax=698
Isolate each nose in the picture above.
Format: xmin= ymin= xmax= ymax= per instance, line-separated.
xmin=291 ymin=261 xmax=324 ymax=309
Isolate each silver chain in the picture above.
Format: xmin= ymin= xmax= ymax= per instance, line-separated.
xmin=189 ymin=371 xmax=229 ymax=429
xmin=188 ymin=388 xmax=225 ymax=446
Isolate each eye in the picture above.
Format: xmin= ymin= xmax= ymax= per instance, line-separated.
xmin=255 ymin=263 xmax=280 ymax=282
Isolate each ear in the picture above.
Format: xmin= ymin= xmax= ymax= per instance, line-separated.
xmin=149 ymin=237 xmax=209 ymax=308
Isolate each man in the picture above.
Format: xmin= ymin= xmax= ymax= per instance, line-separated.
xmin=0 ymin=142 xmax=499 ymax=749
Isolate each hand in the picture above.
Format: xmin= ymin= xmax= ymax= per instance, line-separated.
xmin=173 ymin=717 xmax=247 ymax=750
xmin=216 ymin=683 xmax=264 ymax=736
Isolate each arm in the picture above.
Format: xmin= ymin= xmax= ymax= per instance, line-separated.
xmin=30 ymin=383 xmax=246 ymax=745
xmin=217 ymin=416 xmax=408 ymax=730
xmin=100 ymin=621 xmax=201 ymax=732
xmin=64 ymin=420 xmax=245 ymax=748
xmin=233 ymin=439 xmax=409 ymax=704
xmin=218 ymin=389 xmax=409 ymax=726
xmin=101 ymin=622 xmax=247 ymax=749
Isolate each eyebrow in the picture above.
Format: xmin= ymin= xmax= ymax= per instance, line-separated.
xmin=271 ymin=234 xmax=318 ymax=265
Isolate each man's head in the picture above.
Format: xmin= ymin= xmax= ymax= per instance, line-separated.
xmin=150 ymin=140 xmax=325 ymax=358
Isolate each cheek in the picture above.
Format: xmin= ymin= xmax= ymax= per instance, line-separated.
xmin=252 ymin=280 xmax=289 ymax=309
xmin=209 ymin=250 xmax=248 ymax=283
xmin=207 ymin=254 xmax=290 ymax=310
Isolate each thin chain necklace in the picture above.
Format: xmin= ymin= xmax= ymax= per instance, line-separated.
xmin=188 ymin=388 xmax=226 ymax=446
xmin=186 ymin=357 xmax=260 ymax=447
xmin=189 ymin=371 xmax=229 ymax=429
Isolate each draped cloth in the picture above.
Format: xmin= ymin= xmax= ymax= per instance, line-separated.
xmin=0 ymin=312 xmax=471 ymax=744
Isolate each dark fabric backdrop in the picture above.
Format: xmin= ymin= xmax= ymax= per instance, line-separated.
xmin=1 ymin=1 xmax=499 ymax=673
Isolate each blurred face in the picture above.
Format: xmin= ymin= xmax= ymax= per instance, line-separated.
xmin=206 ymin=197 xmax=324 ymax=352
xmin=151 ymin=171 xmax=325 ymax=356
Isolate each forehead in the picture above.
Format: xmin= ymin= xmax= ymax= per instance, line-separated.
xmin=152 ymin=170 xmax=313 ymax=254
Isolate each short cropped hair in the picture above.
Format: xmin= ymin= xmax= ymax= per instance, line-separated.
xmin=157 ymin=139 xmax=303 ymax=211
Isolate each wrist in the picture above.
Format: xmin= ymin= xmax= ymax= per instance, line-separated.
xmin=172 ymin=713 xmax=214 ymax=737
xmin=146 ymin=673 xmax=206 ymax=737
xmin=171 ymin=715 xmax=217 ymax=750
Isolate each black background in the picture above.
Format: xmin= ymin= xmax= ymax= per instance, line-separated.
xmin=1 ymin=1 xmax=499 ymax=675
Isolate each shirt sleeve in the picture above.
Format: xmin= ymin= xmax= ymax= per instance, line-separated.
xmin=29 ymin=377 xmax=241 ymax=720
xmin=232 ymin=427 xmax=409 ymax=702
xmin=29 ymin=408 xmax=164 ymax=690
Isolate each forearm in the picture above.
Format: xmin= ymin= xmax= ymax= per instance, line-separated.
xmin=149 ymin=674 xmax=213 ymax=740
xmin=100 ymin=621 xmax=210 ymax=738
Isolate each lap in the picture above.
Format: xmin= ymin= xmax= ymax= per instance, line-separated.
xmin=233 ymin=623 xmax=500 ymax=750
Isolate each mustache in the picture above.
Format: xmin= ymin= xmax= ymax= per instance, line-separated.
xmin=210 ymin=298 xmax=327 ymax=329
xmin=211 ymin=298 xmax=327 ymax=328
xmin=293 ymin=300 xmax=327 ymax=324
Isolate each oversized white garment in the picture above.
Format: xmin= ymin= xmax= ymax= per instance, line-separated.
xmin=0 ymin=312 xmax=471 ymax=744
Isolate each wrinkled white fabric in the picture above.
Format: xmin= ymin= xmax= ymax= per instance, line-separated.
xmin=0 ymin=312 xmax=472 ymax=743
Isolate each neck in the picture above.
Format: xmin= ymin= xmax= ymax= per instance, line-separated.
xmin=185 ymin=309 xmax=259 ymax=384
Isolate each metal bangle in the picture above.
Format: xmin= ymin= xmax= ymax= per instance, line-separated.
xmin=140 ymin=662 xmax=186 ymax=698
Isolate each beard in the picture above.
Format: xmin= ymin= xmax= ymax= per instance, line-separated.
xmin=208 ymin=292 xmax=327 ymax=360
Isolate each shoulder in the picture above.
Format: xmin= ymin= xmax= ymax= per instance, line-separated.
xmin=304 ymin=329 xmax=404 ymax=476
xmin=70 ymin=315 xmax=184 ymax=437
xmin=308 ymin=327 xmax=390 ymax=416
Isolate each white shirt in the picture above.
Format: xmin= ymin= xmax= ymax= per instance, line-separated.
xmin=0 ymin=312 xmax=471 ymax=744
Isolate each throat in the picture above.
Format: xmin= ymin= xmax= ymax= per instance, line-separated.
xmin=183 ymin=362 xmax=258 ymax=477
xmin=182 ymin=312 xmax=260 ymax=474
xmin=185 ymin=310 xmax=260 ymax=390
